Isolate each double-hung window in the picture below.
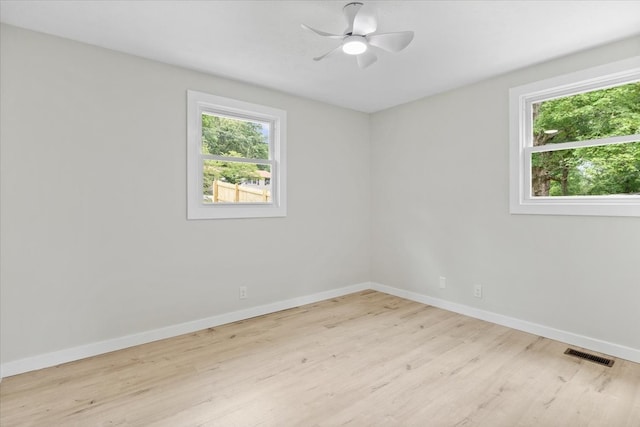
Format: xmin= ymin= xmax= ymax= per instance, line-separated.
xmin=509 ymin=57 xmax=640 ymax=217
xmin=187 ymin=91 xmax=286 ymax=219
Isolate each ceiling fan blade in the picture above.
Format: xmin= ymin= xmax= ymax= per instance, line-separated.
xmin=367 ymin=31 xmax=414 ymax=52
xmin=313 ymin=45 xmax=343 ymax=62
xmin=352 ymin=3 xmax=377 ymax=35
xmin=301 ymin=23 xmax=343 ymax=39
xmin=342 ymin=2 xmax=362 ymax=34
xmin=356 ymin=49 xmax=377 ymax=69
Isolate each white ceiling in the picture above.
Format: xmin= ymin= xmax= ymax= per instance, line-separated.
xmin=1 ymin=1 xmax=639 ymax=113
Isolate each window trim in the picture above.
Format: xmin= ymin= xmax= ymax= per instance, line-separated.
xmin=187 ymin=90 xmax=287 ymax=219
xmin=509 ymin=56 xmax=640 ymax=217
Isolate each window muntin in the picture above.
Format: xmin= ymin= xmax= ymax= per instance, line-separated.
xmin=509 ymin=56 xmax=640 ymax=217
xmin=187 ymin=91 xmax=286 ymax=219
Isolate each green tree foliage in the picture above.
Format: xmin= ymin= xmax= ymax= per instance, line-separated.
xmin=583 ymin=143 xmax=640 ymax=195
xmin=201 ymin=114 xmax=269 ymax=196
xmin=202 ymin=114 xmax=268 ymax=159
xmin=531 ymin=82 xmax=640 ymax=196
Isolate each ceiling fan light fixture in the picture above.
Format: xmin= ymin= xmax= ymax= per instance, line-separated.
xmin=342 ymin=36 xmax=367 ymax=55
xmin=302 ymin=2 xmax=413 ymax=68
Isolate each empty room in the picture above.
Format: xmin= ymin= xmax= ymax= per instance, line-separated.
xmin=1 ymin=1 xmax=639 ymax=426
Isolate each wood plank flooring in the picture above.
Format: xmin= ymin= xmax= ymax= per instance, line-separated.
xmin=1 ymin=290 xmax=639 ymax=426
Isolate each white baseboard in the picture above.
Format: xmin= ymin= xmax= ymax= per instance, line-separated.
xmin=0 ymin=282 xmax=372 ymax=378
xmin=370 ymin=282 xmax=640 ymax=364
xmin=3 ymin=280 xmax=637 ymax=379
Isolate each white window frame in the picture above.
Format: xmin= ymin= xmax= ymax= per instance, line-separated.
xmin=187 ymin=90 xmax=287 ymax=219
xmin=509 ymin=56 xmax=640 ymax=217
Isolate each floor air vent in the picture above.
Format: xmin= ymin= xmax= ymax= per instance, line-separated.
xmin=564 ymin=348 xmax=614 ymax=367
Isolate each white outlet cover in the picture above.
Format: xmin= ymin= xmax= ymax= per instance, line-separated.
xmin=439 ymin=276 xmax=446 ymax=289
xmin=473 ymin=284 xmax=482 ymax=298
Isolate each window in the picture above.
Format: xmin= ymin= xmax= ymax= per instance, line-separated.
xmin=509 ymin=56 xmax=640 ymax=217
xmin=187 ymin=91 xmax=286 ymax=219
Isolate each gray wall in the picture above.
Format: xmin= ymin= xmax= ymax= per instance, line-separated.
xmin=370 ymin=36 xmax=640 ymax=350
xmin=0 ymin=24 xmax=371 ymax=364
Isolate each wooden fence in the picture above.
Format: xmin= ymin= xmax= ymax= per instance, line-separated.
xmin=212 ymin=180 xmax=271 ymax=203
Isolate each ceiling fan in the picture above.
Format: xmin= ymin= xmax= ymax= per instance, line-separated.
xmin=301 ymin=2 xmax=414 ymax=69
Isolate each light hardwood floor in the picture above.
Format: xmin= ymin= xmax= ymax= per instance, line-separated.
xmin=1 ymin=290 xmax=639 ymax=426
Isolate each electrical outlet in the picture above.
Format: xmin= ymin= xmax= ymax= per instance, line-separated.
xmin=439 ymin=276 xmax=446 ymax=289
xmin=239 ymin=286 xmax=248 ymax=299
xmin=473 ymin=284 xmax=482 ymax=298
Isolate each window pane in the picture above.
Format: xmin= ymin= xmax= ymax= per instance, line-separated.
xmin=201 ymin=113 xmax=270 ymax=159
xmin=532 ymin=81 xmax=640 ymax=145
xmin=531 ymin=142 xmax=640 ymax=197
xmin=203 ymin=160 xmax=271 ymax=204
